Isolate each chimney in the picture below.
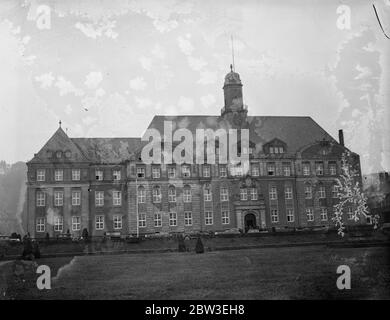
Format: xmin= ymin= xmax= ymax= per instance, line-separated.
xmin=338 ymin=129 xmax=344 ymax=146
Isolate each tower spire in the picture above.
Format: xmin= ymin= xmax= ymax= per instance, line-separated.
xmin=231 ymin=35 xmax=235 ymax=72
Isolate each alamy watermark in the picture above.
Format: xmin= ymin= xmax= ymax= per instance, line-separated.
xmin=141 ymin=121 xmax=250 ymax=169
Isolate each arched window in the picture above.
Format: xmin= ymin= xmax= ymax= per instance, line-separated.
xmin=304 ymin=183 xmax=312 ymax=199
xmin=183 ymin=185 xmax=192 ymax=203
xmin=332 ymin=184 xmax=339 ymax=198
xmin=137 ymin=186 xmax=146 ymax=203
xmin=204 ymin=184 xmax=212 ymax=201
xmin=152 ymin=186 xmax=162 ymax=203
xmin=168 ymin=185 xmax=176 ymax=202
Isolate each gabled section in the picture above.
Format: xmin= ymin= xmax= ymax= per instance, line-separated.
xmin=28 ymin=127 xmax=89 ymax=164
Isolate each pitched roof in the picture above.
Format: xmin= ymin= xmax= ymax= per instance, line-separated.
xmin=71 ymin=137 xmax=143 ymax=163
xmin=146 ymin=115 xmax=338 ymax=154
xmin=28 ymin=127 xmax=89 ymax=163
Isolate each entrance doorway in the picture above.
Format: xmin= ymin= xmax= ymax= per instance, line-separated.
xmin=244 ymin=213 xmax=256 ymax=232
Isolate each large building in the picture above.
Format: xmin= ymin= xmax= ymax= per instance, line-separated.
xmin=26 ymin=68 xmax=365 ymax=238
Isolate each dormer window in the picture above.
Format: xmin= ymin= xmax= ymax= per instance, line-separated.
xmin=265 ymin=139 xmax=286 ymax=155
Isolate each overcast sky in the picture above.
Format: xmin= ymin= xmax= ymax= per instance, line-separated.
xmin=0 ymin=0 xmax=389 ymax=174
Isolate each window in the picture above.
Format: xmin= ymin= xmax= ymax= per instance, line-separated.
xmin=269 ymin=186 xmax=277 ymax=200
xmin=332 ymin=185 xmax=339 ymax=198
xmin=137 ymin=187 xmax=146 ymax=203
xmin=154 ymin=212 xmax=162 ymax=227
xmin=250 ymin=188 xmax=258 ymax=200
xmin=95 ymin=191 xmax=104 ymax=206
xmin=271 ymin=209 xmax=279 ymax=223
xmin=270 ymin=146 xmax=284 ymax=154
xmin=303 ymin=163 xmax=310 ymax=176
xmin=54 ymin=216 xmax=63 ymax=232
xmin=315 ymin=162 xmax=324 ymax=176
xmin=54 ymin=191 xmax=63 ymax=206
xmin=320 ymin=208 xmax=328 ymax=221
xmin=184 ymin=211 xmax=192 ymax=226
xmin=95 ymin=216 xmax=104 ymax=230
xmin=251 ymin=165 xmax=260 ymax=177
xmin=240 ymin=188 xmax=248 ymax=201
xmin=113 ymin=191 xmax=122 ymax=206
xmin=306 ymin=208 xmax=314 ymax=222
xmin=36 ymin=191 xmax=45 ymax=207
xmin=138 ymin=213 xmax=146 ymax=227
xmin=72 ymin=216 xmax=81 ymax=231
xmin=182 ymin=165 xmax=191 ymax=177
xmin=347 ymin=207 xmax=353 ymax=220
xmin=95 ymin=170 xmax=103 ymax=181
xmin=56 ymin=151 xmax=62 ymax=158
xmin=152 ymin=167 xmax=160 ymax=179
xmin=283 ymin=163 xmax=291 ymax=176
xmin=204 ymin=185 xmax=212 ymax=201
xmin=235 ymin=166 xmax=243 ymax=177
xmin=203 ymin=165 xmax=211 ymax=178
xmin=205 ymin=211 xmax=213 ymax=225
xmin=318 ymin=186 xmax=326 ymax=199
xmin=285 ymin=186 xmax=293 ymax=199
xmin=55 ymin=169 xmax=63 ymax=181
xmin=169 ymin=212 xmax=177 ymax=226
xmin=72 ymin=169 xmax=80 ymax=181
xmin=219 ymin=165 xmax=227 ymax=177
xmin=267 ymin=163 xmax=275 ymax=176
xmin=287 ymin=209 xmax=294 ymax=222
xmin=220 ymin=187 xmax=229 ymax=201
xmin=37 ymin=169 xmax=45 ymax=181
xmin=72 ymin=191 xmax=81 ymax=206
xmin=168 ymin=186 xmax=176 ymax=202
xmin=36 ymin=218 xmax=45 ymax=232
xmin=222 ymin=210 xmax=230 ymax=224
xmin=304 ymin=185 xmax=312 ymax=199
xmin=329 ymin=163 xmax=337 ymax=175
xmin=183 ymin=186 xmax=192 ymax=203
xmin=152 ymin=186 xmax=162 ymax=203
xmin=113 ymin=170 xmax=121 ymax=181
xmin=168 ymin=167 xmax=176 ymax=178
xmin=113 ymin=215 xmax=122 ymax=229
xmin=136 ymin=167 xmax=145 ymax=178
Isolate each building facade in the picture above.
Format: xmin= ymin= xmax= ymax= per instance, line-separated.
xmin=26 ymin=68 xmax=365 ymax=238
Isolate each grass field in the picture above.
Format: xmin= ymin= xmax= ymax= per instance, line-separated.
xmin=2 ymin=245 xmax=389 ymax=300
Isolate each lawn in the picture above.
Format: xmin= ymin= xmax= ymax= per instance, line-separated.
xmin=2 ymin=245 xmax=389 ymax=299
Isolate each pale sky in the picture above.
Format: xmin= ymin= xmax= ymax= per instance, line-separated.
xmin=0 ymin=0 xmax=389 ymax=174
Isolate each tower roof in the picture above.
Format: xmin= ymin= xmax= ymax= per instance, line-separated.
xmin=224 ymin=65 xmax=242 ymax=86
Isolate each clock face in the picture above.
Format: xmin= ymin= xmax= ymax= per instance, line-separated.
xmin=245 ymin=177 xmax=252 ymax=186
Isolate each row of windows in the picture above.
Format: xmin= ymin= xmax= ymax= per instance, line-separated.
xmin=36 ymin=207 xmax=356 ymax=232
xmin=304 ymin=185 xmax=339 ymax=199
xmin=136 ymin=161 xmax=337 ymax=179
xmin=36 ymin=161 xmax=338 ymax=183
xmin=36 ymin=169 xmax=122 ymax=182
xmin=36 ymin=184 xmax=340 ymax=207
xmin=35 ymin=215 xmax=123 ymax=233
xmin=138 ymin=210 xmax=230 ymax=228
xmin=36 ymin=190 xmax=122 ymax=207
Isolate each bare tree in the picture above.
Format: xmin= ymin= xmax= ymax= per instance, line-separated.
xmin=332 ymin=151 xmax=379 ymax=236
